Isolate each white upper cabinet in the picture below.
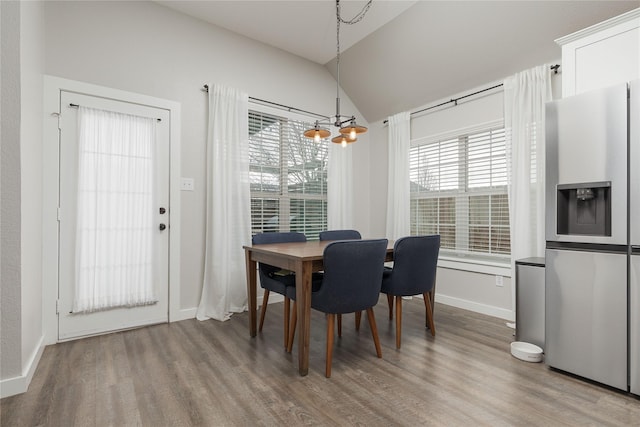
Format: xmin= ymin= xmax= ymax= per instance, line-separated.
xmin=557 ymin=8 xmax=640 ymax=97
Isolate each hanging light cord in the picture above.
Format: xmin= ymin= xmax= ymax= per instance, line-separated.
xmin=303 ymin=0 xmax=372 ymax=143
xmin=334 ymin=0 xmax=373 ymax=126
xmin=338 ymin=0 xmax=372 ymax=25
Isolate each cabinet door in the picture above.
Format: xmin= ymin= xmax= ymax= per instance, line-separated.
xmin=559 ymin=10 xmax=640 ymax=97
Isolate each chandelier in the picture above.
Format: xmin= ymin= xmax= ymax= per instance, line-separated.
xmin=303 ymin=0 xmax=371 ymax=147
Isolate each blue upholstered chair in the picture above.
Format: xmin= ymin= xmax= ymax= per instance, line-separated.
xmin=252 ymin=232 xmax=306 ymax=347
xmin=381 ymin=235 xmax=440 ymax=349
xmin=287 ymin=239 xmax=388 ymax=377
xmin=319 ymin=229 xmax=363 ymax=331
xmin=319 ymin=229 xmax=362 ymax=241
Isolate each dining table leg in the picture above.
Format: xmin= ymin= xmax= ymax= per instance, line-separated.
xmin=296 ymin=260 xmax=313 ymax=376
xmin=245 ymin=249 xmax=257 ymax=337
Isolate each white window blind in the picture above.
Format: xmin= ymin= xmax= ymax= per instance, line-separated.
xmin=249 ymin=111 xmax=327 ymax=240
xmin=410 ymin=126 xmax=510 ymax=259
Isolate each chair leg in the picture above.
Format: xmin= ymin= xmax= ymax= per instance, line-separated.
xmin=366 ymin=308 xmax=382 ymax=358
xmin=355 ymin=311 xmax=362 ymax=331
xmin=387 ymin=294 xmax=394 ymax=320
xmin=423 ymin=292 xmax=436 ymax=337
xmin=287 ymin=301 xmax=297 ymax=353
xmin=259 ymin=290 xmax=270 ymax=332
xmin=338 ymin=314 xmax=342 ymax=338
xmin=326 ymin=313 xmax=335 ymax=378
xmin=395 ymin=296 xmax=403 ymax=349
xmin=284 ymin=297 xmax=290 ymax=348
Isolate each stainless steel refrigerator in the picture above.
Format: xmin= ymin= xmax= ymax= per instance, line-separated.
xmin=545 ymin=81 xmax=637 ymax=393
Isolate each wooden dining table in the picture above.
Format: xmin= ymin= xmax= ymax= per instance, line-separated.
xmin=243 ymin=239 xmax=394 ymax=376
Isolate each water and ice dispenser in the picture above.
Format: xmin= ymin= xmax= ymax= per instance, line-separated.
xmin=556 ymin=182 xmax=611 ymax=237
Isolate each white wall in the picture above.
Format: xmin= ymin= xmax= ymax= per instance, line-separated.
xmin=0 ymin=0 xmax=46 ymax=398
xmin=1 ymin=0 xmax=23 ymax=384
xmin=20 ymin=0 xmax=45 ymax=383
xmin=43 ymin=1 xmax=369 ymax=314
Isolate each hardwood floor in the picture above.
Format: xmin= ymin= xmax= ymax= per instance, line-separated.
xmin=2 ymin=298 xmax=639 ymax=426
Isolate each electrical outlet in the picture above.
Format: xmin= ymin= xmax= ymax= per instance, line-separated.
xmin=495 ymin=275 xmax=504 ymax=287
xmin=180 ymin=177 xmax=194 ymax=191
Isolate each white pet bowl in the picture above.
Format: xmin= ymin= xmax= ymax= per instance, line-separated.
xmin=510 ymin=341 xmax=543 ymax=363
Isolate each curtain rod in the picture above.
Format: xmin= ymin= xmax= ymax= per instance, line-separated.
xmin=202 ymin=85 xmax=330 ymax=120
xmin=383 ymin=64 xmax=560 ymax=125
xmin=68 ymin=103 xmax=162 ymax=121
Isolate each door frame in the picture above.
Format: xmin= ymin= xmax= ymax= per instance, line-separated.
xmin=43 ymin=75 xmax=182 ymax=344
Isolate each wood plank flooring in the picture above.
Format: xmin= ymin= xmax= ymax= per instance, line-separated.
xmin=2 ymin=298 xmax=639 ymax=426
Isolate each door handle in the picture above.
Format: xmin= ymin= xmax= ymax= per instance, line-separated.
xmin=159 ymin=223 xmax=167 ymax=231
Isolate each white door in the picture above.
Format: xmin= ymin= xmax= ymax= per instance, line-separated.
xmin=58 ymin=91 xmax=170 ymax=340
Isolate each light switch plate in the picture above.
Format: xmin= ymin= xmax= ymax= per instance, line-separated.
xmin=180 ymin=177 xmax=194 ymax=191
xmin=495 ymin=275 xmax=504 ymax=287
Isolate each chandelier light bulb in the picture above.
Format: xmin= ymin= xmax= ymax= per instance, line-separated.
xmin=341 ymin=138 xmax=347 ymax=148
xmin=349 ymin=128 xmax=357 ymax=140
xmin=314 ymin=131 xmax=321 ymax=143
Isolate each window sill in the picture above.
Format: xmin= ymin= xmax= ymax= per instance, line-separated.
xmin=437 ymin=255 xmax=511 ymax=277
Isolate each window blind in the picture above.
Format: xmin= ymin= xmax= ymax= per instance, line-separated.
xmin=410 ymin=126 xmax=510 ymax=258
xmin=249 ymin=111 xmax=327 ymax=240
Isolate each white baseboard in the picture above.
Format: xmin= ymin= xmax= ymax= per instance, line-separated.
xmin=435 ymin=294 xmax=515 ymax=321
xmin=256 ymin=292 xmax=515 ymax=321
xmin=171 ymin=307 xmax=197 ymax=322
xmin=171 ymin=295 xmax=282 ymax=322
xmin=165 ymin=294 xmax=515 ymax=325
xmin=0 ymin=335 xmax=46 ymax=398
xmin=263 ymin=292 xmax=513 ymax=321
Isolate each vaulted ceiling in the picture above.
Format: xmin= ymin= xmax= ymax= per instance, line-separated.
xmin=158 ymin=1 xmax=639 ymax=122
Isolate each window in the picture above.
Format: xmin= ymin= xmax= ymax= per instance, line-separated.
xmin=410 ymin=126 xmax=510 ymax=260
xmin=249 ymin=111 xmax=328 ymax=240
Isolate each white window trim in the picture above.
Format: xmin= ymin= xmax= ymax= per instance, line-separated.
xmin=411 ymin=119 xmax=505 ymax=148
xmin=249 ymin=102 xmax=328 ymax=126
xmin=438 ymin=254 xmax=511 ymax=277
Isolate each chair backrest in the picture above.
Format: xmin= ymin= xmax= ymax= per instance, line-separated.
xmin=311 ymin=239 xmax=388 ymax=314
xmin=252 ymin=232 xmax=307 ymax=275
xmin=388 ymin=235 xmax=440 ymax=296
xmin=319 ymin=229 xmax=362 ymax=241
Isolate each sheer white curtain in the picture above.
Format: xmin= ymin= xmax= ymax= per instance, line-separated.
xmin=74 ymin=107 xmax=157 ymax=313
xmin=327 ymin=143 xmax=354 ymax=229
xmin=196 ymin=84 xmax=251 ymax=321
xmin=386 ymin=111 xmax=411 ymax=240
xmin=504 ymin=65 xmax=552 ymax=269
